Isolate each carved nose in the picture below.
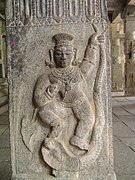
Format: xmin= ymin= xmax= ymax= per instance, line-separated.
xmin=62 ymin=53 xmax=66 ymax=59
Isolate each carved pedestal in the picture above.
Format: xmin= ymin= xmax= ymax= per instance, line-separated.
xmin=6 ymin=0 xmax=116 ymax=179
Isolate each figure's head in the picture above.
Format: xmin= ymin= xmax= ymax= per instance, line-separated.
xmin=52 ymin=33 xmax=75 ymax=68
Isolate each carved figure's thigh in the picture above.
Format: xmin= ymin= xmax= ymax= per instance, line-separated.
xmin=39 ymin=101 xmax=67 ymax=120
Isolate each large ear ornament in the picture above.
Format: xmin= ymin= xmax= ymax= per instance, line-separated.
xmin=72 ymin=48 xmax=78 ymax=66
xmin=48 ymin=49 xmax=55 ymax=68
xmin=73 ymin=48 xmax=77 ymax=59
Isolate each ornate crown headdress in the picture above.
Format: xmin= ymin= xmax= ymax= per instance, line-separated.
xmin=52 ymin=33 xmax=74 ymax=47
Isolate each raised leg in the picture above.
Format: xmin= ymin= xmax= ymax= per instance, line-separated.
xmin=38 ymin=103 xmax=65 ymax=139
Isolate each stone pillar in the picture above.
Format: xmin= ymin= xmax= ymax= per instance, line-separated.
xmin=0 ymin=18 xmax=6 ymax=78
xmin=6 ymin=0 xmax=116 ymax=179
xmin=124 ymin=5 xmax=135 ymax=96
xmin=110 ymin=15 xmax=125 ymax=95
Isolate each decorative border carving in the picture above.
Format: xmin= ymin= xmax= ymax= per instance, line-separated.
xmin=7 ymin=0 xmax=107 ymax=27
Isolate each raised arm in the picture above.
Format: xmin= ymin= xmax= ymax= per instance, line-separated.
xmin=80 ymin=24 xmax=104 ymax=76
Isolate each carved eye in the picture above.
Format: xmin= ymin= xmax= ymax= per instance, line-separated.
xmin=65 ymin=52 xmax=72 ymax=55
xmin=55 ymin=51 xmax=62 ymax=56
xmin=65 ymin=53 xmax=70 ymax=55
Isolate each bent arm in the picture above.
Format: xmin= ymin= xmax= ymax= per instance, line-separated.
xmin=34 ymin=75 xmax=51 ymax=107
xmin=79 ymin=43 xmax=99 ymax=76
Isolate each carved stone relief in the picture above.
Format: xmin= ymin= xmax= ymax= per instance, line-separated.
xmin=7 ymin=0 xmax=107 ymax=27
xmin=21 ymin=24 xmax=107 ymax=173
xmin=7 ymin=0 xmax=116 ymax=179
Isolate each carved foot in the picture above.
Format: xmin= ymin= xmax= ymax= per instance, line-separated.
xmin=70 ymin=135 xmax=89 ymax=150
xmin=43 ymin=138 xmax=55 ymax=149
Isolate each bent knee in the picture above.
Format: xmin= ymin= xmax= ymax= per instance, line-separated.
xmin=38 ymin=107 xmax=52 ymax=124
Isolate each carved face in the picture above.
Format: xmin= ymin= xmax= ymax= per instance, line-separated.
xmin=54 ymin=45 xmax=74 ymax=68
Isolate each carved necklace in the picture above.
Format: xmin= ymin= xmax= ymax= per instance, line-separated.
xmin=51 ymin=66 xmax=78 ymax=91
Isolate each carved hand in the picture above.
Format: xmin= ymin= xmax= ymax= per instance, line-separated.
xmin=88 ymin=24 xmax=105 ymax=46
xmin=97 ymin=35 xmax=105 ymax=44
xmin=46 ymin=84 xmax=59 ymax=98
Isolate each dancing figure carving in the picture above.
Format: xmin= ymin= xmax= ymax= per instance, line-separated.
xmin=32 ymin=24 xmax=106 ymax=172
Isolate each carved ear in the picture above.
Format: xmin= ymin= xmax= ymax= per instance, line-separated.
xmin=48 ymin=49 xmax=55 ymax=68
xmin=72 ymin=48 xmax=78 ymax=66
xmin=73 ymin=48 xmax=77 ymax=60
xmin=49 ymin=49 xmax=54 ymax=63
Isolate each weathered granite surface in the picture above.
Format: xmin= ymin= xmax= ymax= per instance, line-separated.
xmin=6 ymin=0 xmax=116 ymax=179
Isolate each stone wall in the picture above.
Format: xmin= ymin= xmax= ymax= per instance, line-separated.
xmin=0 ymin=18 xmax=6 ymax=78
